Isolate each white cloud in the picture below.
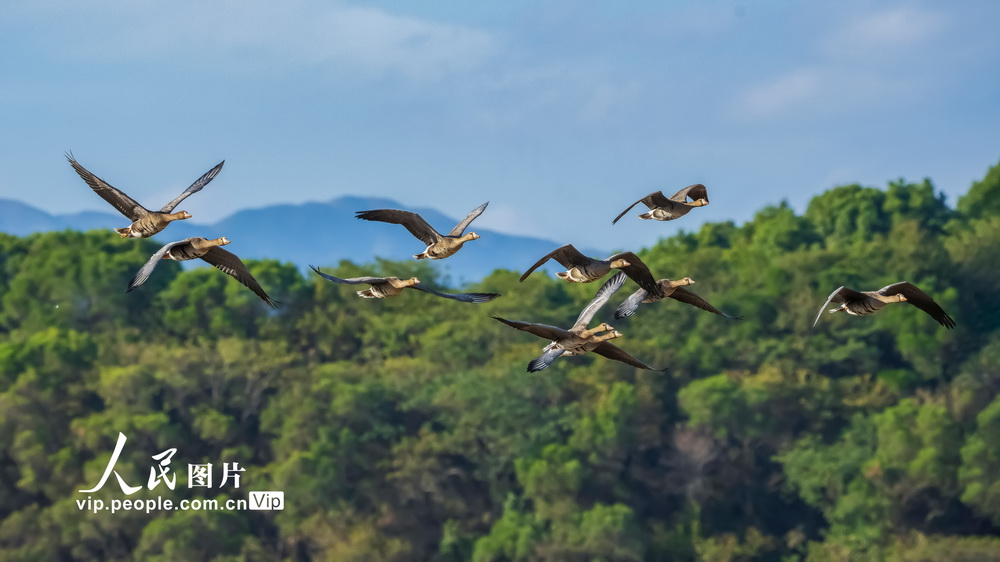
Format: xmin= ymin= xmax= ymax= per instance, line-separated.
xmin=822 ymin=6 xmax=947 ymax=59
xmin=25 ymin=0 xmax=498 ymax=80
xmin=460 ymin=61 xmax=647 ymax=131
xmin=733 ymin=65 xmax=910 ymax=121
xmin=311 ymin=6 xmax=496 ymax=77
xmin=737 ymin=68 xmax=823 ymax=119
xmin=580 ymin=80 xmax=643 ymax=123
xmin=731 ymin=6 xmax=948 ymax=122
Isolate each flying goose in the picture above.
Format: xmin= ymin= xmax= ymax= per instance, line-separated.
xmin=310 ymin=266 xmax=500 ymax=302
xmin=612 ymin=184 xmax=709 ymax=225
xmin=128 ymin=237 xmax=277 ymax=307
xmin=355 ymin=202 xmax=488 ymax=260
xmin=615 ymin=277 xmax=740 ymax=320
xmin=66 ymin=153 xmax=224 ymax=238
xmin=519 ymin=244 xmax=665 ymax=299
xmin=812 ymin=282 xmax=955 ymax=329
xmin=493 ymin=272 xmax=663 ymax=372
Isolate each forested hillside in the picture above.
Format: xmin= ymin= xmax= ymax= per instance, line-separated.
xmin=1 ymin=163 xmax=1000 ymax=561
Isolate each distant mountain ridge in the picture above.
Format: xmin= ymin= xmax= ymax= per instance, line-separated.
xmin=0 ymin=197 xmax=588 ymax=283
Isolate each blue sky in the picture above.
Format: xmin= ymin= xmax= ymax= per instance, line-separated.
xmin=2 ymin=1 xmax=998 ymax=250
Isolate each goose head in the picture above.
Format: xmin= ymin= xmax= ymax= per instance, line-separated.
xmin=212 ymin=237 xmax=231 ymax=246
xmin=691 ymin=198 xmax=709 ymax=207
xmin=609 ymin=258 xmax=631 ymax=268
xmin=463 ymin=232 xmax=481 ymax=242
xmin=171 ymin=210 xmax=193 ymax=220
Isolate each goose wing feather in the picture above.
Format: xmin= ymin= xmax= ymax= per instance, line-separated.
xmin=519 ymin=244 xmax=591 ymax=282
xmin=409 ymin=284 xmax=500 ymax=303
xmin=127 ymin=239 xmax=191 ymax=292
xmin=492 ymin=316 xmax=573 ymax=341
xmin=612 ymin=191 xmax=674 ymax=224
xmin=445 ymin=201 xmax=489 ymax=237
xmin=66 ymin=153 xmax=149 ymax=220
xmin=614 ymin=288 xmax=647 ymax=319
xmin=355 ymin=209 xmax=441 ymax=245
xmin=159 ymin=160 xmax=225 ymax=212
xmin=310 ymin=266 xmax=389 ymax=285
xmin=527 ymin=347 xmax=565 ymax=372
xmin=670 ymin=184 xmax=709 ymax=203
xmin=607 ymin=251 xmax=664 ymax=298
xmin=201 ymin=247 xmax=277 ymax=308
xmin=611 ymin=199 xmax=644 ymax=225
xmin=572 ymin=271 xmax=627 ymax=330
xmin=812 ymin=286 xmax=866 ymax=328
xmin=643 ymin=191 xmax=675 ymax=207
xmin=879 ymin=282 xmax=956 ymax=328
xmin=592 ymin=342 xmax=662 ymax=371
xmin=670 ymin=286 xmax=741 ymax=319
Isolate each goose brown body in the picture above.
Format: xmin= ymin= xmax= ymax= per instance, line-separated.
xmin=355 ymin=202 xmax=488 ymax=260
xmin=615 ymin=278 xmax=740 ymax=320
xmin=161 ymin=237 xmax=221 ymax=261
xmin=494 ymin=272 xmax=663 ymax=372
xmin=310 ymin=266 xmax=500 ymax=303
xmin=418 ymin=233 xmax=479 ymax=260
xmin=612 ymin=184 xmax=710 ymax=224
xmin=358 ymin=276 xmax=421 ymax=299
xmin=813 ymin=282 xmax=955 ymax=329
xmin=128 ymin=237 xmax=276 ymax=308
xmin=66 ymin=154 xmax=224 ymax=238
xmin=123 ymin=211 xmax=191 ymax=238
xmin=519 ymin=244 xmax=665 ymax=299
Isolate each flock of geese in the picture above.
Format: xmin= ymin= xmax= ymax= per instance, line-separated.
xmin=66 ymin=156 xmax=957 ymax=372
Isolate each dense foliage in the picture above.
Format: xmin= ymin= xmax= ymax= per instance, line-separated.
xmin=1 ymin=162 xmax=1000 ymax=560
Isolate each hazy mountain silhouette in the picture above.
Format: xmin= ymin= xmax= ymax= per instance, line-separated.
xmin=0 ymin=197 xmax=587 ymax=283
